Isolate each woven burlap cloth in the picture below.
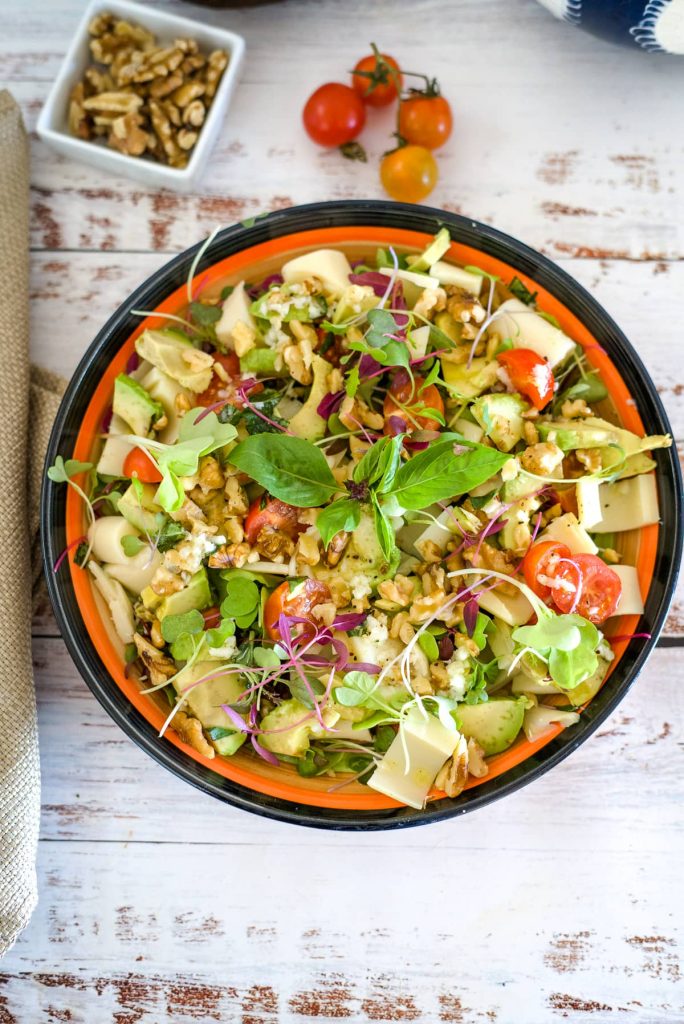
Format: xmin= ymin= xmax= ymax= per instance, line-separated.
xmin=0 ymin=92 xmax=68 ymax=956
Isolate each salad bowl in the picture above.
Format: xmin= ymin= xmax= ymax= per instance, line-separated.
xmin=42 ymin=200 xmax=682 ymax=829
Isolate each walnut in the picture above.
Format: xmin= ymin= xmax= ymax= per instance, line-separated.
xmin=224 ymin=475 xmax=249 ymax=517
xmin=523 ymin=420 xmax=540 ymax=445
xmin=209 ymin=543 xmax=251 ymax=569
xmin=282 ymin=342 xmax=313 ymax=385
xmin=327 ymin=367 xmax=343 ymax=394
xmin=329 ymin=578 xmax=352 ymax=608
xmin=177 ymin=128 xmax=199 ymax=151
xmin=435 ymin=734 xmax=469 ymax=797
xmin=148 ymin=98 xmax=183 ymax=166
xmin=561 ymin=398 xmax=592 ymax=419
xmin=255 ymin=526 xmax=295 ymax=561
xmin=68 ymin=83 xmax=90 ymax=139
xmin=576 ymin=447 xmax=602 ymax=473
xmin=296 ymin=531 xmax=321 ymax=567
xmin=170 ymin=80 xmax=206 ymax=108
xmin=446 ymin=288 xmax=486 ymax=325
xmin=82 ymin=90 xmax=143 ymax=115
xmin=519 ymin=441 xmax=565 ymax=476
xmin=429 ymin=661 xmax=450 ymax=691
xmin=88 ymin=12 xmax=116 ymax=36
xmin=205 ymin=50 xmax=229 ymax=100
xmin=377 ymin=575 xmax=415 ymax=608
xmin=175 ymin=392 xmax=192 ymax=414
xmin=463 ymin=541 xmax=516 ymax=583
xmin=183 ymin=99 xmax=206 ymax=128
xmin=409 ymin=592 xmax=449 ymax=624
xmin=149 ymin=619 xmax=165 ymax=649
xmin=119 ymin=45 xmax=185 ymax=85
xmin=324 ymin=530 xmax=350 ymax=567
xmin=150 ymin=566 xmax=185 ymax=597
xmin=109 ymin=112 xmax=148 ymax=156
xmin=173 ymin=710 xmax=215 ymax=759
xmin=223 ymin=516 xmax=244 ymax=545
xmin=413 ymin=286 xmax=446 ymax=321
xmin=133 ymin=634 xmax=176 ymax=687
xmin=231 ymin=320 xmax=258 ymax=357
xmin=311 ymin=602 xmax=337 ymax=627
xmin=149 ymin=72 xmax=183 ymax=99
xmin=161 ymin=99 xmax=182 ymax=128
xmin=84 ymin=66 xmax=115 ymax=93
xmin=198 ymin=455 xmax=224 ymax=493
xmin=339 ymin=394 xmax=383 ymax=432
xmin=415 ymin=539 xmax=443 ymax=564
xmin=467 ymin=738 xmax=489 ymax=779
xmin=389 ymin=611 xmax=415 ymax=645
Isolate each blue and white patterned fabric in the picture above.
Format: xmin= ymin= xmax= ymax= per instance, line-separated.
xmin=536 ymin=0 xmax=684 ymax=53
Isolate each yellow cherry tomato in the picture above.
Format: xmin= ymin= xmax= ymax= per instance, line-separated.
xmin=379 ymin=145 xmax=438 ymax=204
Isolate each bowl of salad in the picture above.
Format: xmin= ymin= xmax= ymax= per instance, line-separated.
xmin=42 ymin=201 xmax=682 ymax=829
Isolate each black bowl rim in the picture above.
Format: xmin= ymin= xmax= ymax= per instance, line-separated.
xmin=41 ymin=199 xmax=683 ymax=831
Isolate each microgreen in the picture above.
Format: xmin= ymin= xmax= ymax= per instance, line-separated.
xmin=513 ymin=614 xmax=600 ymax=691
xmin=509 ymin=276 xmax=537 ymax=306
xmin=205 ymin=618 xmax=236 ymax=650
xmin=189 ymin=301 xmax=221 ymax=327
xmin=220 ymin=577 xmax=260 ymax=619
xmin=161 ymin=609 xmax=205 ymax=644
xmin=120 ymin=535 xmax=146 ymax=557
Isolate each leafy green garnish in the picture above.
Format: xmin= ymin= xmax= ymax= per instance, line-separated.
xmin=220 ymin=285 xmax=234 ymax=301
xmin=220 ymin=576 xmax=260 ymax=619
xmin=156 ymin=520 xmax=186 ymax=552
xmin=317 ymin=498 xmax=361 ymax=548
xmin=288 ymin=673 xmax=326 ymax=708
xmin=229 ymin=434 xmax=341 ymax=507
xmin=384 ymin=440 xmax=509 ymax=511
xmin=205 ymin=617 xmax=236 ymax=649
xmin=47 ymin=457 xmax=93 ymax=484
xmin=509 ymin=276 xmax=537 ymax=306
xmin=537 ymin=311 xmax=561 ymax=329
xmin=120 ymin=535 xmax=146 ymax=557
xmin=190 ymin=302 xmax=221 ymax=327
xmin=219 ymin=389 xmax=287 ymax=435
xmin=334 ymin=671 xmax=407 ymax=717
xmin=161 ymin=609 xmax=205 ymax=644
xmin=513 ymin=614 xmax=600 ymax=691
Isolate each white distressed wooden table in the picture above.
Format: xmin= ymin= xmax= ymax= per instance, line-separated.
xmin=2 ymin=1 xmax=683 ymax=1020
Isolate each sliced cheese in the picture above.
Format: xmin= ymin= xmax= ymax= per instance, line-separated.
xmin=478 ymin=587 xmax=535 ymax=627
xmin=594 ymin=474 xmax=659 ymax=533
xmin=281 ymin=249 xmax=352 ymax=297
xmin=378 ymin=266 xmax=440 ymax=306
xmin=488 ymin=298 xmax=576 ymax=367
xmin=88 ymin=562 xmax=135 ymax=645
xmin=367 ymin=707 xmax=460 ymax=809
xmin=539 ymin=512 xmax=598 ymax=555
xmin=610 ymin=564 xmax=645 ymax=617
xmin=575 ymin=478 xmax=602 ymax=529
xmin=215 ymin=281 xmax=257 ymax=347
xmin=429 ymin=261 xmax=483 ymax=296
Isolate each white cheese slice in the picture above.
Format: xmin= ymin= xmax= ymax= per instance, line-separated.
xmin=488 ymin=298 xmax=576 ymax=367
xmin=477 ymin=587 xmax=535 ymax=627
xmin=89 ymin=562 xmax=135 ymax=645
xmin=281 ymin=249 xmax=353 ymax=297
xmin=610 ymin=564 xmax=645 ymax=617
xmin=429 ymin=261 xmax=483 ymax=296
xmin=367 ymin=707 xmax=460 ymax=809
xmin=539 ymin=512 xmax=598 ymax=555
xmin=215 ymin=281 xmax=257 ymax=347
xmin=575 ymin=478 xmax=603 ymax=529
xmin=594 ymin=474 xmax=659 ymax=533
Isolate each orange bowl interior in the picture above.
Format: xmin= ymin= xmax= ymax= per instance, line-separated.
xmin=65 ymin=225 xmax=657 ymax=810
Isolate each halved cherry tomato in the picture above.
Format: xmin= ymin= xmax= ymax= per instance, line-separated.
xmin=496 ymin=348 xmax=555 ymax=411
xmin=522 ymin=540 xmax=573 ymax=602
xmin=550 ymin=553 xmax=622 ymax=624
xmin=196 ymin=351 xmax=241 ymax=407
xmin=303 ymin=83 xmax=366 ymax=147
xmin=383 ymin=371 xmax=445 ymax=435
xmin=380 ymin=145 xmax=438 ymax=203
xmin=202 ymin=606 xmax=222 ymax=629
xmin=122 ymin=446 xmax=162 ymax=484
xmin=398 ymin=92 xmax=452 ymax=150
xmin=352 ymin=52 xmax=402 ymax=107
xmin=264 ymin=579 xmax=333 ymax=642
xmin=244 ymin=496 xmax=304 ymax=546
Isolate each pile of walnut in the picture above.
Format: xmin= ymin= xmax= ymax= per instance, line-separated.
xmin=68 ymin=12 xmax=229 ymax=168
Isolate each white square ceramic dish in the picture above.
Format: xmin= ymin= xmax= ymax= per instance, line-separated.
xmin=36 ymin=0 xmax=245 ymax=192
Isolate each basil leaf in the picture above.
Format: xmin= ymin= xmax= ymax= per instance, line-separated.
xmin=509 ymin=276 xmax=537 ymax=306
xmin=386 ymin=442 xmax=510 ymax=511
xmin=229 ymin=435 xmax=341 ymax=507
xmin=372 ymin=500 xmax=397 ymax=563
xmin=317 ymin=498 xmax=361 ymax=548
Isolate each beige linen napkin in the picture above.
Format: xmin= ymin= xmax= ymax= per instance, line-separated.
xmin=0 ymin=90 xmax=43 ymax=956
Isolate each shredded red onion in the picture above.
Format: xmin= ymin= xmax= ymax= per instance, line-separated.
xmin=387 ymin=415 xmax=407 ymax=436
xmin=609 ymin=632 xmax=652 ymax=642
xmin=251 ymin=734 xmax=280 ymax=766
xmin=247 ymin=274 xmax=283 ymax=300
xmin=359 ymin=353 xmax=384 ymax=379
xmin=52 ymin=535 xmax=87 ymax=574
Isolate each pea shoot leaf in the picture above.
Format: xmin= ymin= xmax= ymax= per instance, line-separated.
xmin=47 ymin=457 xmax=93 ymax=483
xmin=120 ymin=535 xmax=146 ymax=557
xmin=161 ymin=609 xmax=205 ymax=644
xmin=190 ymin=301 xmax=221 ymax=327
xmin=513 ymin=613 xmax=600 ymax=690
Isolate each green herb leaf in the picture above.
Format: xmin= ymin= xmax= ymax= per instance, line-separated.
xmin=509 ymin=276 xmax=538 ymax=306
xmin=253 ymin=647 xmax=281 ymax=669
xmin=229 ymin=434 xmax=341 ymax=508
xmin=156 ymin=520 xmax=186 ymax=552
xmin=317 ymin=498 xmax=361 ymax=548
xmin=513 ymin=613 xmax=600 ymax=690
xmin=537 ymin=311 xmax=561 ymax=329
xmin=372 ymin=499 xmax=397 ymax=564
xmin=288 ymin=673 xmax=326 ymax=708
xmin=345 ymin=365 xmax=360 ymax=398
xmin=47 ymin=456 xmax=93 ymax=483
xmin=220 ymin=285 xmax=234 ymax=301
xmin=418 ymin=632 xmax=439 ymax=662
xmin=205 ymin=617 xmax=236 ymax=649
xmin=161 ymin=609 xmax=205 ymax=644
xmin=220 ymin=576 xmax=260 ymax=618
xmin=170 ymin=633 xmax=200 ymax=661
xmin=190 ymin=301 xmax=221 ymax=327
xmin=386 ymin=441 xmax=510 ymax=511
xmin=120 ymin=535 xmax=146 ymax=557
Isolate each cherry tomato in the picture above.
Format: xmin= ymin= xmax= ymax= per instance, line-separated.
xmin=303 ymin=83 xmax=366 ymax=147
xmin=380 ymin=145 xmax=438 ymax=204
xmin=550 ymin=553 xmax=622 ymax=624
xmin=352 ymin=52 xmax=402 ymax=107
xmin=398 ymin=93 xmax=452 ymax=150
xmin=244 ymin=496 xmax=304 ymax=546
xmin=522 ymin=540 xmax=573 ymax=602
xmin=122 ymin=446 xmax=162 ymax=484
xmin=202 ymin=606 xmax=222 ymax=629
xmin=264 ymin=579 xmax=333 ymax=642
xmin=195 ymin=351 xmax=241 ymax=407
xmin=383 ymin=371 xmax=445 ymax=434
xmin=496 ymin=348 xmax=555 ymax=411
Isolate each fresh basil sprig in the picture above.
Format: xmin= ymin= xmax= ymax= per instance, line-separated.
xmin=229 ymin=434 xmax=341 ymax=507
xmin=385 ymin=440 xmax=510 ymax=511
xmin=316 ymin=498 xmax=361 ymax=548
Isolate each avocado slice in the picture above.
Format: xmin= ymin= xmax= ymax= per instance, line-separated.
xmin=157 ymin=568 xmax=212 ymax=620
xmin=457 ymin=697 xmax=526 ymax=756
xmin=113 ymin=374 xmax=164 ymax=437
xmin=117 ymin=482 xmax=162 ymax=535
xmin=441 ymin=357 xmax=499 ymax=399
xmin=332 ymin=284 xmax=377 ymax=324
xmin=434 ymin=311 xmax=464 ymax=345
xmin=260 ymin=698 xmax=340 ymax=756
xmin=240 ymin=349 xmax=281 ymax=376
xmin=290 ymin=355 xmax=333 ymax=442
xmin=173 ymin=660 xmax=247 ymax=756
xmin=472 ymin=393 xmax=529 ymax=452
xmin=407 ymin=227 xmax=451 ymax=273
xmin=136 ymin=328 xmax=214 ymax=393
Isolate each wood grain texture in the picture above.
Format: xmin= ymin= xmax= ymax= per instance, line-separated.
xmin=3 ymin=0 xmax=683 ymax=1018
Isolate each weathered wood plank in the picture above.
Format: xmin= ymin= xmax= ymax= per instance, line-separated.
xmin=2 ymin=0 xmax=682 ymax=258
xmin=32 ymin=638 xmax=684 ymax=848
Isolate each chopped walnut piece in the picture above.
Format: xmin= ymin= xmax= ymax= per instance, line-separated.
xmin=467 ymin=738 xmax=489 ymax=779
xmin=224 ymin=475 xmax=249 ymax=517
xmin=133 ymin=633 xmax=176 ymax=687
xmin=109 ymin=112 xmax=148 ymax=156
xmin=435 ymin=734 xmax=469 ymax=797
xmin=68 ymin=82 xmax=90 ymax=139
xmin=519 ymin=441 xmax=565 ymax=476
xmin=150 ymin=566 xmax=185 ymax=596
xmin=209 ymin=543 xmax=251 ymax=569
xmin=576 ymin=447 xmax=602 ymax=473
xmin=173 ymin=710 xmax=215 ymax=759
xmin=255 ymin=526 xmax=295 ymax=561
xmin=296 ymin=531 xmax=321 ymax=567
xmin=561 ymin=398 xmax=592 ymax=419
xmin=311 ymin=602 xmax=337 ymax=627
xmin=198 ymin=455 xmax=224 ymax=493
xmin=205 ymin=49 xmax=228 ymax=100
xmin=377 ymin=575 xmax=415 ymax=608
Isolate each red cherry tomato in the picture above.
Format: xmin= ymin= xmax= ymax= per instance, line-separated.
xmin=522 ymin=540 xmax=573 ymax=602
xmin=195 ymin=352 xmax=241 ymax=407
xmin=122 ymin=446 xmax=163 ymax=484
xmin=264 ymin=579 xmax=333 ymax=642
xmin=303 ymin=83 xmax=366 ymax=147
xmin=380 ymin=145 xmax=438 ymax=203
xmin=497 ymin=348 xmax=555 ymax=411
xmin=352 ymin=52 xmax=402 ymax=107
xmin=550 ymin=553 xmax=622 ymax=624
xmin=244 ymin=496 xmax=304 ymax=546
xmin=383 ymin=371 xmax=445 ymax=435
xmin=398 ymin=93 xmax=452 ymax=150
xmin=202 ymin=606 xmax=222 ymax=629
